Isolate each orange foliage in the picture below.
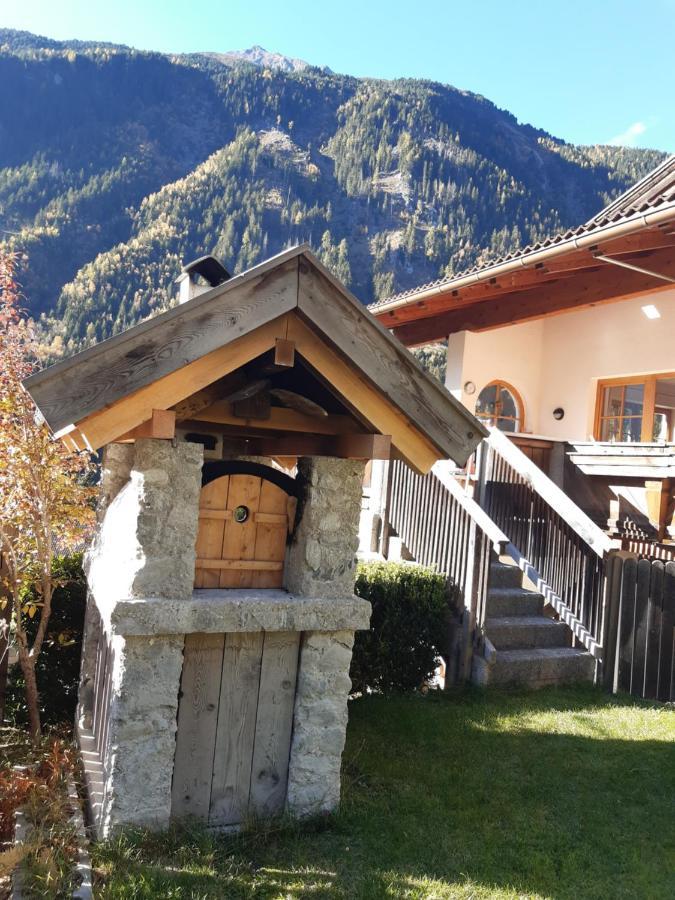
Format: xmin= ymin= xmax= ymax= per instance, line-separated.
xmin=0 ymin=253 xmax=95 ymax=739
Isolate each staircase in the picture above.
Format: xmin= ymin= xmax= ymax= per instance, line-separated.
xmin=385 ymin=429 xmax=619 ymax=690
xmin=472 ymin=561 xmax=595 ymax=687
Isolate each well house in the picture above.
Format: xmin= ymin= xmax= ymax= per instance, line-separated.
xmin=24 ymin=246 xmax=482 ymax=837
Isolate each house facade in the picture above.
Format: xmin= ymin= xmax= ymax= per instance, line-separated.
xmin=372 ymin=155 xmax=675 ymax=541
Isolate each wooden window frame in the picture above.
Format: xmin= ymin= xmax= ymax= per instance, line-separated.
xmin=475 ymin=380 xmax=525 ymax=433
xmin=594 ymin=372 xmax=675 ymax=442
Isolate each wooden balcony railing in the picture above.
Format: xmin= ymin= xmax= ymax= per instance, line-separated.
xmin=478 ymin=428 xmax=620 ymax=660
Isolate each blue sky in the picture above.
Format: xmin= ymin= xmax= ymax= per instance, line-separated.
xmin=3 ymin=0 xmax=673 ymax=152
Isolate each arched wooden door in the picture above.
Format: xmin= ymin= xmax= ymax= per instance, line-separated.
xmin=194 ymin=465 xmax=297 ymax=589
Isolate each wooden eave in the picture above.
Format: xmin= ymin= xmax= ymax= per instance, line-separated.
xmin=24 ymin=246 xmax=485 ymax=471
xmin=372 ymin=207 xmax=675 ymax=345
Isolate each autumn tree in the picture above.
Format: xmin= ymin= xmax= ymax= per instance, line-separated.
xmin=0 ymin=253 xmax=94 ymax=741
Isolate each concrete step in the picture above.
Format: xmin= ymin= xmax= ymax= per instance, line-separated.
xmin=485 ymin=616 xmax=570 ymax=650
xmin=489 ymin=563 xmax=523 ymax=589
xmin=485 ymin=588 xmax=544 ymax=617
xmin=473 ymin=647 xmax=595 ymax=688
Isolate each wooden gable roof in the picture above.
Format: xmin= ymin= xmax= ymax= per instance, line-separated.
xmin=24 ymin=246 xmax=485 ymax=471
xmin=372 ymin=156 xmax=675 ymax=345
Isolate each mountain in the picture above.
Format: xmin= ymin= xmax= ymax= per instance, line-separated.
xmin=199 ymin=45 xmax=319 ymax=73
xmin=0 ymin=29 xmax=665 ymax=360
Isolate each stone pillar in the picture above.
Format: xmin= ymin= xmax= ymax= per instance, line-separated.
xmin=286 ymin=629 xmax=355 ymax=815
xmin=78 ymin=442 xmax=135 ymax=730
xmin=285 ymin=457 xmax=366 ymax=597
xmin=284 ymin=457 xmax=367 ymax=816
xmin=99 ymin=634 xmax=185 ymax=832
xmin=79 ymin=439 xmax=203 ymax=836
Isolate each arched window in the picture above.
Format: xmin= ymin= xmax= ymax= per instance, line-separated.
xmin=475 ymin=381 xmax=523 ymax=432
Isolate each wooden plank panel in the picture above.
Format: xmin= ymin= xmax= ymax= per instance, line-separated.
xmin=658 ymin=562 xmax=675 ymax=701
xmin=209 ymin=632 xmax=264 ymax=827
xmin=27 ymin=254 xmax=300 ymax=433
xmin=617 ymin=556 xmax=638 ymax=693
xmin=249 ymin=631 xmax=300 ymax=817
xmin=632 ymin=559 xmax=651 ymax=696
xmin=252 ymin=480 xmax=289 ymax=588
xmin=73 ymin=317 xmax=289 ymax=450
xmin=220 ymin=475 xmax=263 ymax=588
xmin=193 ymin=403 xmax=361 ymax=436
xmin=194 ymin=477 xmax=229 ymax=588
xmin=287 ymin=315 xmax=439 ymax=474
xmin=199 ymin=509 xmax=234 ymax=521
xmin=644 ymin=560 xmax=664 ymax=698
xmin=171 ymin=633 xmax=225 ymax=820
xmin=297 ymin=259 xmax=483 ymax=465
xmin=196 ymin=559 xmax=284 ymax=572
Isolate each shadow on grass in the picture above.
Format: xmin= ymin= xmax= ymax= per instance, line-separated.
xmin=93 ymin=686 xmax=675 ymax=900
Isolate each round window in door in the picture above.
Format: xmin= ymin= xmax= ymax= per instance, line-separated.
xmin=475 ymin=381 xmax=523 ymax=432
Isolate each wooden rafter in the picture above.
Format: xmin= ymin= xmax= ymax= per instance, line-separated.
xmin=393 ymin=249 xmax=675 ymax=344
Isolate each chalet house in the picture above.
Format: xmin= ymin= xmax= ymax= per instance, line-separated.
xmin=368 ymin=156 xmax=675 ymax=698
xmin=373 ymin=154 xmax=675 ymax=544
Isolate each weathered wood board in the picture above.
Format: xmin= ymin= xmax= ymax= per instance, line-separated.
xmin=209 ymin=632 xmax=264 ymax=826
xmin=171 ymin=633 xmax=225 ymax=819
xmin=297 ymin=256 xmax=485 ymax=464
xmin=249 ymin=631 xmax=300 ymax=817
xmin=25 ymin=254 xmax=300 ymax=433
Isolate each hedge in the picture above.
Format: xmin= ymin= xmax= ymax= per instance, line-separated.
xmin=351 ymin=560 xmax=449 ymax=694
xmin=5 ymin=553 xmax=86 ymax=726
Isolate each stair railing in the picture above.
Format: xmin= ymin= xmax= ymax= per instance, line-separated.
xmin=386 ymin=457 xmax=509 ymax=678
xmin=477 ymin=427 xmax=621 ymax=661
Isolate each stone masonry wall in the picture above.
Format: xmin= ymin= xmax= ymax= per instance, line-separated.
xmin=285 ymin=457 xmax=366 ymax=598
xmin=284 ymin=457 xmax=368 ymax=818
xmin=85 ymin=439 xmax=203 ymax=624
xmin=81 ymin=438 xmax=204 ymax=836
xmin=286 ymin=629 xmax=355 ymax=816
xmin=99 ymin=634 xmax=185 ymax=832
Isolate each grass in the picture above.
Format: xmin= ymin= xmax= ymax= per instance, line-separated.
xmin=92 ymin=685 xmax=675 ymax=899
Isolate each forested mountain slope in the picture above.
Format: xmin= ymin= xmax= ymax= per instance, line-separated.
xmin=0 ymin=29 xmax=664 ymax=358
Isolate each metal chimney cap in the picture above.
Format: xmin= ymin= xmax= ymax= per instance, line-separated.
xmin=181 ymin=255 xmax=231 ymax=287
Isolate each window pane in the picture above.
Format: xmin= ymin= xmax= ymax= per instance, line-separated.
xmin=653 ymin=412 xmax=669 ymax=441
xmin=622 ymin=417 xmax=642 ymax=442
xmin=600 ymin=418 xmax=620 ymax=441
xmin=475 ymin=384 xmax=497 ymax=417
xmin=602 ymin=386 xmax=623 ymax=418
xmin=623 ymin=384 xmax=644 ymax=416
xmin=498 ymin=387 xmax=517 ymax=420
xmin=499 ymin=417 xmax=516 ymax=433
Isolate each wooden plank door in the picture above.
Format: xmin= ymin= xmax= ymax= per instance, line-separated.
xmin=171 ymin=629 xmax=301 ymax=827
xmin=194 ymin=475 xmax=291 ymax=589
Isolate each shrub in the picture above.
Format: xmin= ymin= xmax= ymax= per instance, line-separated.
xmin=351 ymin=561 xmax=449 ymax=694
xmin=5 ymin=554 xmax=86 ymax=727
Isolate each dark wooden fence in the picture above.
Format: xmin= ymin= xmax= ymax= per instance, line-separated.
xmin=603 ymin=553 xmax=675 ymax=701
xmin=387 ymin=458 xmax=509 ymax=678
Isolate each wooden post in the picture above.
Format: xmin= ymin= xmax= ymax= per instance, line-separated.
xmin=600 ymin=551 xmax=622 ymax=691
xmin=380 ymin=460 xmax=393 ymax=559
xmin=459 ymin=517 xmax=481 ymax=683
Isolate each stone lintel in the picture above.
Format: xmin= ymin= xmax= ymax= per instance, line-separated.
xmin=109 ymin=589 xmax=371 ymax=636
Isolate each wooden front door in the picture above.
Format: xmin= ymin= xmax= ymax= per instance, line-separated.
xmin=194 ymin=472 xmax=295 ymax=589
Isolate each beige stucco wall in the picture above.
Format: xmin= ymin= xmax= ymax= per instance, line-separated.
xmin=446 ymin=287 xmax=675 ymax=441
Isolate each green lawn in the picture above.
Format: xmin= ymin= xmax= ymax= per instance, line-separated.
xmin=93 ymin=686 xmax=675 ymax=899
